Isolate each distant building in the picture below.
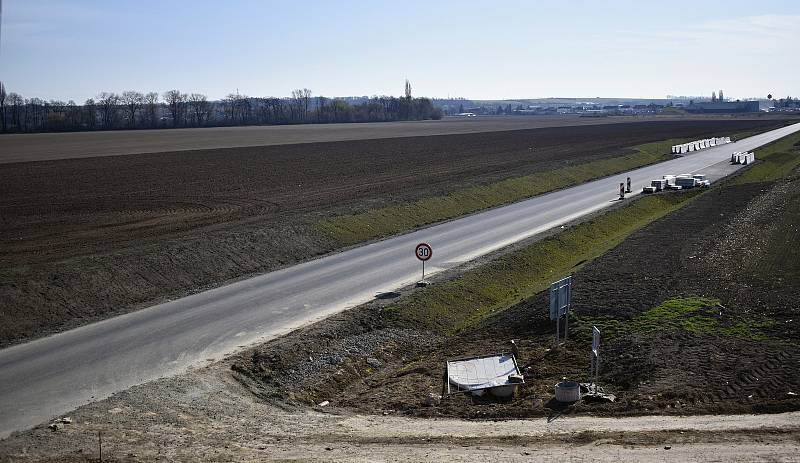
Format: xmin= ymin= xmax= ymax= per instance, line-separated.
xmin=686 ymin=100 xmax=759 ymax=113
xmin=579 ymin=110 xmax=607 ymax=117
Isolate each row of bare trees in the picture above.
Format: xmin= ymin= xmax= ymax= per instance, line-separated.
xmin=0 ymin=81 xmax=441 ymax=133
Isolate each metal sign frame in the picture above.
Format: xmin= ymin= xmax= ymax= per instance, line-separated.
xmin=549 ymin=276 xmax=571 ymax=320
xmin=549 ymin=276 xmax=572 ymax=344
xmin=590 ymin=326 xmax=601 ymax=383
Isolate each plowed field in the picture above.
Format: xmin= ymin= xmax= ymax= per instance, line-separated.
xmin=0 ymin=118 xmax=793 ymax=346
xmin=2 ymin=115 xmax=791 ymax=164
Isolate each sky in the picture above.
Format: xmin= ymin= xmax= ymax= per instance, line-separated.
xmin=1 ymin=0 xmax=798 ymax=102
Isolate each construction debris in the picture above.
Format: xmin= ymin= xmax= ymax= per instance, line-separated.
xmin=554 ymin=380 xmax=581 ymax=403
xmin=423 ymin=393 xmax=442 ymax=407
xmin=646 ymin=173 xmax=712 ymax=193
xmin=446 ymin=353 xmax=524 ymax=398
xmin=47 ymin=417 xmax=72 ymax=432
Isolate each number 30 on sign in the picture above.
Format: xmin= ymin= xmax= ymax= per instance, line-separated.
xmin=415 ymin=243 xmax=432 ymax=261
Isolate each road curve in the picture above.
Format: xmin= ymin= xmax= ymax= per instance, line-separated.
xmin=1 ymin=122 xmax=799 ymax=437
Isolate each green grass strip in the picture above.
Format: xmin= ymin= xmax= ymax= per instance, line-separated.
xmin=387 ymin=191 xmax=702 ymax=335
xmin=572 ymin=297 xmax=772 ymax=342
xmin=734 ymin=131 xmax=800 ymax=184
xmin=318 ymin=129 xmax=771 ymax=246
xmin=317 ymin=138 xmax=689 ymax=245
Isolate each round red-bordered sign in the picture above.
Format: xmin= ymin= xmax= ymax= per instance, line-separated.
xmin=415 ymin=243 xmax=432 ymax=261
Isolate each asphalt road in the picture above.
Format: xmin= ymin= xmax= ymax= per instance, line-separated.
xmin=0 ymin=115 xmax=788 ymax=164
xmin=1 ymin=122 xmax=798 ymax=437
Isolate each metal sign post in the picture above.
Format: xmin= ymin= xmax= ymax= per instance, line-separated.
xmin=549 ymin=276 xmax=572 ymax=346
xmin=415 ymin=243 xmax=432 ymax=283
xmin=590 ymin=326 xmax=601 ymax=384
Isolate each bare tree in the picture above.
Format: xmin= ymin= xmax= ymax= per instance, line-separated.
xmin=290 ymin=89 xmax=302 ymax=122
xmin=222 ymin=93 xmax=237 ymax=123
xmin=188 ymin=93 xmax=210 ymax=126
xmin=0 ymin=82 xmax=6 ymax=131
xmin=162 ymin=90 xmax=187 ymax=126
xmin=96 ymin=92 xmax=121 ymax=129
xmin=290 ymin=88 xmax=312 ymax=122
xmin=404 ymin=80 xmax=413 ymax=119
xmin=235 ymin=94 xmax=251 ymax=124
xmin=121 ymin=91 xmax=144 ymax=128
xmin=65 ymin=100 xmax=81 ymax=129
xmin=83 ymin=98 xmax=97 ymax=130
xmin=47 ymin=99 xmax=67 ymax=130
xmin=143 ymin=92 xmax=159 ymax=127
xmin=300 ymin=88 xmax=312 ymax=122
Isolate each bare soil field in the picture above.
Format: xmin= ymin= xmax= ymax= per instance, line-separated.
xmin=1 ymin=172 xmax=799 ymax=462
xmin=1 ymin=114 xmax=795 ymax=164
xmin=0 ymin=118 xmax=794 ymax=347
xmin=231 ymin=158 xmax=800 ymax=419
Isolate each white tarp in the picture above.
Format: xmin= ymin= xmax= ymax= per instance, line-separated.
xmin=447 ymin=354 xmax=520 ymax=392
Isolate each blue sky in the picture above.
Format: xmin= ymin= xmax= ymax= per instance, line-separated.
xmin=2 ymin=0 xmax=798 ymax=101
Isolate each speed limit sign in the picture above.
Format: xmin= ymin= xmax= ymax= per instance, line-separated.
xmin=415 ymin=243 xmax=432 ymax=261
xmin=415 ymin=243 xmax=432 ymax=284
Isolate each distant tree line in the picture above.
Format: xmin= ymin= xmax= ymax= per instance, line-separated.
xmin=0 ymin=80 xmax=441 ymax=133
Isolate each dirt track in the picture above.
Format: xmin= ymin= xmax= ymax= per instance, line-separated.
xmin=1 ymin=114 xmax=795 ymax=164
xmin=1 ymin=118 xmax=792 ymax=347
xmin=0 ymin=365 xmax=797 ymax=462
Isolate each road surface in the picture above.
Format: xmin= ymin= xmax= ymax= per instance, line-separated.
xmin=1 ymin=122 xmax=798 ymax=437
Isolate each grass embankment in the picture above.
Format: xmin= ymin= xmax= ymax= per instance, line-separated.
xmin=317 ymin=129 xmax=771 ymax=246
xmin=387 ymin=191 xmax=702 ymax=335
xmin=572 ymin=297 xmax=772 ymax=343
xmin=385 ymin=131 xmax=800 ymax=340
xmin=318 ymin=138 xmax=684 ymax=245
xmin=734 ymin=132 xmax=800 ymax=184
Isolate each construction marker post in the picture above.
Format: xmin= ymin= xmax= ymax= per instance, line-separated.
xmin=619 ymin=182 xmax=625 ymax=200
xmin=626 ymin=177 xmax=632 ymax=193
xmin=415 ymin=243 xmax=432 ymax=284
